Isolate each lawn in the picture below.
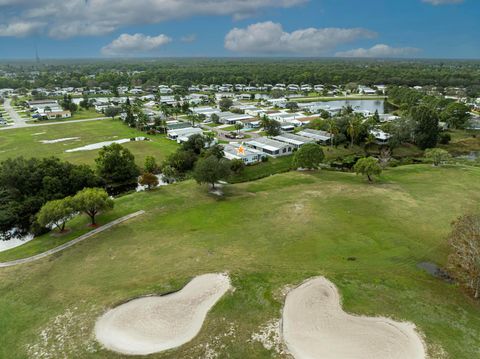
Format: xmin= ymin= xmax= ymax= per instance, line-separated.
xmin=0 ymin=165 xmax=480 ymax=358
xmin=0 ymin=119 xmax=179 ymax=167
xmin=26 ymin=108 xmax=102 ymax=123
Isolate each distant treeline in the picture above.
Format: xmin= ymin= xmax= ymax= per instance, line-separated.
xmin=1 ymin=58 xmax=479 ymax=95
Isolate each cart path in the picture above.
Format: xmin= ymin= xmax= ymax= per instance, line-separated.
xmin=0 ymin=210 xmax=145 ymax=268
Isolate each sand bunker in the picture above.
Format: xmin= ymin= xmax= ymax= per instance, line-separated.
xmin=95 ymin=273 xmax=231 ymax=355
xmin=65 ymin=139 xmax=131 ymax=152
xmin=282 ymin=277 xmax=426 ymax=359
xmin=40 ymin=137 xmax=80 ymax=144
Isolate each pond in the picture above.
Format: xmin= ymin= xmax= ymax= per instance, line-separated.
xmin=300 ymin=99 xmax=391 ymax=115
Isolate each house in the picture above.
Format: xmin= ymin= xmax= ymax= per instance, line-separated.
xmin=297 ymin=129 xmax=334 ymax=145
xmin=358 ymin=86 xmax=376 ymax=95
xmin=273 ymin=133 xmax=315 ymax=149
xmin=192 ymin=106 xmax=221 ymax=118
xmin=167 ymin=127 xmax=203 ymax=143
xmin=379 ymin=114 xmax=400 ymax=122
xmin=245 ymin=137 xmax=294 ymax=157
xmin=45 ymin=111 xmax=72 ymax=120
xmin=222 ymin=143 xmax=264 ymax=165
xmin=218 ymin=112 xmax=254 ymax=125
xmin=269 ymin=112 xmax=306 ymax=125
xmin=369 ymin=129 xmax=391 ymax=145
xmin=241 ymin=118 xmax=262 ymax=129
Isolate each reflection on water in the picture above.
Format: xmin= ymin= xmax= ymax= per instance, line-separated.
xmin=302 ymin=99 xmax=388 ymax=114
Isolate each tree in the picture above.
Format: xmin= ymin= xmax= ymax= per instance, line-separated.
xmin=447 ymin=213 xmax=480 ymax=298
xmin=161 ymin=165 xmax=180 ymax=184
xmin=182 ymin=134 xmax=207 ymax=155
xmin=347 ymin=115 xmax=362 ymax=148
xmin=95 ymin=144 xmax=140 ymax=193
xmin=104 ymin=107 xmax=120 ymax=120
xmin=36 ymin=197 xmax=75 ymax=233
xmin=144 ymin=156 xmax=159 ymax=174
xmin=211 ymin=113 xmax=220 ymax=124
xmin=234 ymin=122 xmax=244 ymax=134
xmin=0 ymin=157 xmax=102 ymax=239
xmin=193 ymin=156 xmax=231 ymax=189
xmin=411 ymin=105 xmax=439 ymax=150
xmin=286 ymin=101 xmax=299 ymax=111
xmin=139 ymin=173 xmax=159 ymax=190
xmin=354 ymin=157 xmax=382 ymax=182
xmin=203 ymin=144 xmax=225 ymax=159
xmin=260 ymin=116 xmax=281 ymax=136
xmin=293 ymin=143 xmax=325 ymax=170
xmin=441 ymin=102 xmax=470 ymax=129
xmin=425 ymin=148 xmax=451 ymax=166
xmin=230 ymin=159 xmax=246 ymax=174
xmin=219 ymin=98 xmax=233 ymax=112
xmin=73 ymin=188 xmax=114 ymax=226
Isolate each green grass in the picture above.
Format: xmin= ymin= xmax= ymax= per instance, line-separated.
xmin=1 ymin=165 xmax=480 ymax=358
xmin=26 ymin=109 xmax=102 ymax=123
xmin=229 ymin=156 xmax=293 ymax=183
xmin=0 ymin=119 xmax=179 ymax=167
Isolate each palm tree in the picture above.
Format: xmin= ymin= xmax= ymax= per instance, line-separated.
xmin=347 ymin=116 xmax=361 ymax=148
xmin=326 ymin=118 xmax=338 ymax=148
xmin=235 ymin=122 xmax=244 ymax=134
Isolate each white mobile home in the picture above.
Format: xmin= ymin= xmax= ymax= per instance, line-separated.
xmin=273 ymin=133 xmax=315 ymax=149
xmin=167 ymin=127 xmax=203 ymax=142
xmin=245 ymin=137 xmax=294 ymax=157
xmin=297 ymin=129 xmax=334 ymax=145
xmin=223 ymin=143 xmax=264 ymax=165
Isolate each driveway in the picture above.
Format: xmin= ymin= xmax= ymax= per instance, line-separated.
xmin=199 ymin=123 xmax=261 ymax=142
xmin=3 ymin=98 xmax=28 ymax=127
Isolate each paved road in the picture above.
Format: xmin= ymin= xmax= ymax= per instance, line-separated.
xmin=3 ymin=98 xmax=27 ymax=127
xmin=0 ymin=210 xmax=145 ymax=268
xmin=0 ymin=116 xmax=108 ymax=131
xmin=199 ymin=123 xmax=261 ymax=142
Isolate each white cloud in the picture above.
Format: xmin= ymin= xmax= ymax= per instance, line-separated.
xmin=0 ymin=0 xmax=307 ymax=38
xmin=101 ymin=33 xmax=172 ymax=56
xmin=422 ymin=0 xmax=464 ymax=5
xmin=225 ymin=21 xmax=376 ymax=56
xmin=0 ymin=21 xmax=44 ymax=37
xmin=335 ymin=44 xmax=421 ymax=58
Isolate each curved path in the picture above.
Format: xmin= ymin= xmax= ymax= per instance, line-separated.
xmin=0 ymin=210 xmax=145 ymax=268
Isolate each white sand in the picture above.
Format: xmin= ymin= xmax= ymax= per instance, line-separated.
xmin=282 ymin=277 xmax=426 ymax=359
xmin=95 ymin=273 xmax=231 ymax=356
xmin=65 ymin=139 xmax=131 ymax=152
xmin=40 ymin=137 xmax=80 ymax=144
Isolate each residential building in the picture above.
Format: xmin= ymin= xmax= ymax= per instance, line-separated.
xmin=223 ymin=143 xmax=264 ymax=165
xmin=273 ymin=133 xmax=315 ymax=149
xmin=245 ymin=137 xmax=294 ymax=157
xmin=297 ymin=129 xmax=334 ymax=145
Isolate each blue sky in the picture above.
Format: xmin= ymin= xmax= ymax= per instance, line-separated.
xmin=0 ymin=0 xmax=478 ymax=59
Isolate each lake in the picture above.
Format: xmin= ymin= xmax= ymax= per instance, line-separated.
xmin=300 ymin=99 xmax=389 ymax=115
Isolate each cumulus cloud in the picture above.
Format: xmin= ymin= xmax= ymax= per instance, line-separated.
xmin=0 ymin=0 xmax=307 ymax=38
xmin=225 ymin=22 xmax=376 ymax=56
xmin=101 ymin=33 xmax=172 ymax=56
xmin=335 ymin=44 xmax=421 ymax=58
xmin=422 ymin=0 xmax=464 ymax=4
